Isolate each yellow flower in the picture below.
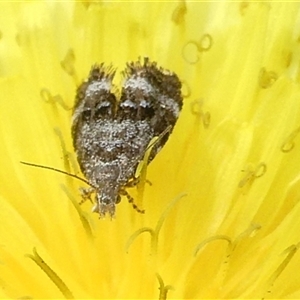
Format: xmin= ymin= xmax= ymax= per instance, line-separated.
xmin=1 ymin=1 xmax=300 ymax=299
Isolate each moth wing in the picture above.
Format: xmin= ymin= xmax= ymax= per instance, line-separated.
xmin=72 ymin=65 xmax=117 ymax=174
xmin=118 ymin=58 xmax=183 ymax=163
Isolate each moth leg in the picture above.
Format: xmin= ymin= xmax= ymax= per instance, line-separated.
xmin=120 ymin=188 xmax=145 ymax=214
xmin=145 ymin=179 xmax=152 ymax=186
xmin=125 ymin=177 xmax=140 ymax=188
xmin=79 ymin=187 xmax=95 ymax=205
xmin=125 ymin=176 xmax=152 ymax=188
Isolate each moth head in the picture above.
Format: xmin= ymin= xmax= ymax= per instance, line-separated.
xmin=93 ymin=190 xmax=121 ymax=218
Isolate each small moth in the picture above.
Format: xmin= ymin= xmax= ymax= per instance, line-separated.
xmin=71 ymin=58 xmax=183 ymax=218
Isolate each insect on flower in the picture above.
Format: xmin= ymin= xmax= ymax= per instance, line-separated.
xmin=22 ymin=58 xmax=183 ymax=218
xmin=71 ymin=58 xmax=183 ymax=218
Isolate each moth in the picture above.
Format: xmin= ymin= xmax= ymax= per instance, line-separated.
xmin=71 ymin=58 xmax=183 ymax=218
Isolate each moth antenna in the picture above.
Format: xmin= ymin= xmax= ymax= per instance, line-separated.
xmin=20 ymin=161 xmax=94 ymax=188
